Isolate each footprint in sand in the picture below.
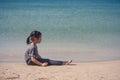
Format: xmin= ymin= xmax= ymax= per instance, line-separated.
xmin=5 ymin=73 xmax=20 ymax=80
xmin=27 ymin=72 xmax=51 ymax=80
xmin=35 ymin=78 xmax=49 ymax=80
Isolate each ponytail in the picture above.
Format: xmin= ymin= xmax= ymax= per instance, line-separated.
xmin=26 ymin=36 xmax=31 ymax=44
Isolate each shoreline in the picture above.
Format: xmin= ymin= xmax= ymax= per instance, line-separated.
xmin=0 ymin=60 xmax=120 ymax=80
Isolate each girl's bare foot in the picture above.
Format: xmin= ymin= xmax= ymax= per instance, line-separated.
xmin=63 ymin=60 xmax=72 ymax=65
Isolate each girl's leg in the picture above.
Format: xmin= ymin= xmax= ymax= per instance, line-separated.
xmin=48 ymin=59 xmax=72 ymax=65
xmin=37 ymin=58 xmax=64 ymax=65
xmin=48 ymin=59 xmax=64 ymax=65
xmin=37 ymin=58 xmax=72 ymax=65
xmin=37 ymin=58 xmax=50 ymax=64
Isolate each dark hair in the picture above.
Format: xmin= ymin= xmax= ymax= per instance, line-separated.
xmin=26 ymin=30 xmax=42 ymax=44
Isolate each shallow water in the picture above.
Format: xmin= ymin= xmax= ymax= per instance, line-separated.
xmin=0 ymin=0 xmax=120 ymax=62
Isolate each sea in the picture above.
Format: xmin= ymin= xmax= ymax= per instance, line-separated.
xmin=0 ymin=0 xmax=120 ymax=62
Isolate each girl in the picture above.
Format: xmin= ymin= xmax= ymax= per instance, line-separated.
xmin=25 ymin=30 xmax=72 ymax=67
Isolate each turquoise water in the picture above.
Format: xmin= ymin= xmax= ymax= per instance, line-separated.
xmin=0 ymin=0 xmax=120 ymax=62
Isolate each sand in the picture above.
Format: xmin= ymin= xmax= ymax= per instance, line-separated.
xmin=0 ymin=60 xmax=120 ymax=80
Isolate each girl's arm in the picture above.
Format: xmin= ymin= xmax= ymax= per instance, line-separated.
xmin=31 ymin=57 xmax=47 ymax=66
xmin=38 ymin=54 xmax=41 ymax=58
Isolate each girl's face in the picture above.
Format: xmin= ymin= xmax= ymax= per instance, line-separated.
xmin=34 ymin=37 xmax=42 ymax=44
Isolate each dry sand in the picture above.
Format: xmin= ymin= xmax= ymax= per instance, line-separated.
xmin=0 ymin=60 xmax=120 ymax=80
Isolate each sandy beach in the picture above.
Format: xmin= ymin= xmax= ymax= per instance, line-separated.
xmin=0 ymin=60 xmax=120 ymax=80
xmin=0 ymin=0 xmax=120 ymax=80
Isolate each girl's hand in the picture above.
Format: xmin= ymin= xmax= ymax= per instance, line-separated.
xmin=41 ymin=62 xmax=48 ymax=67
